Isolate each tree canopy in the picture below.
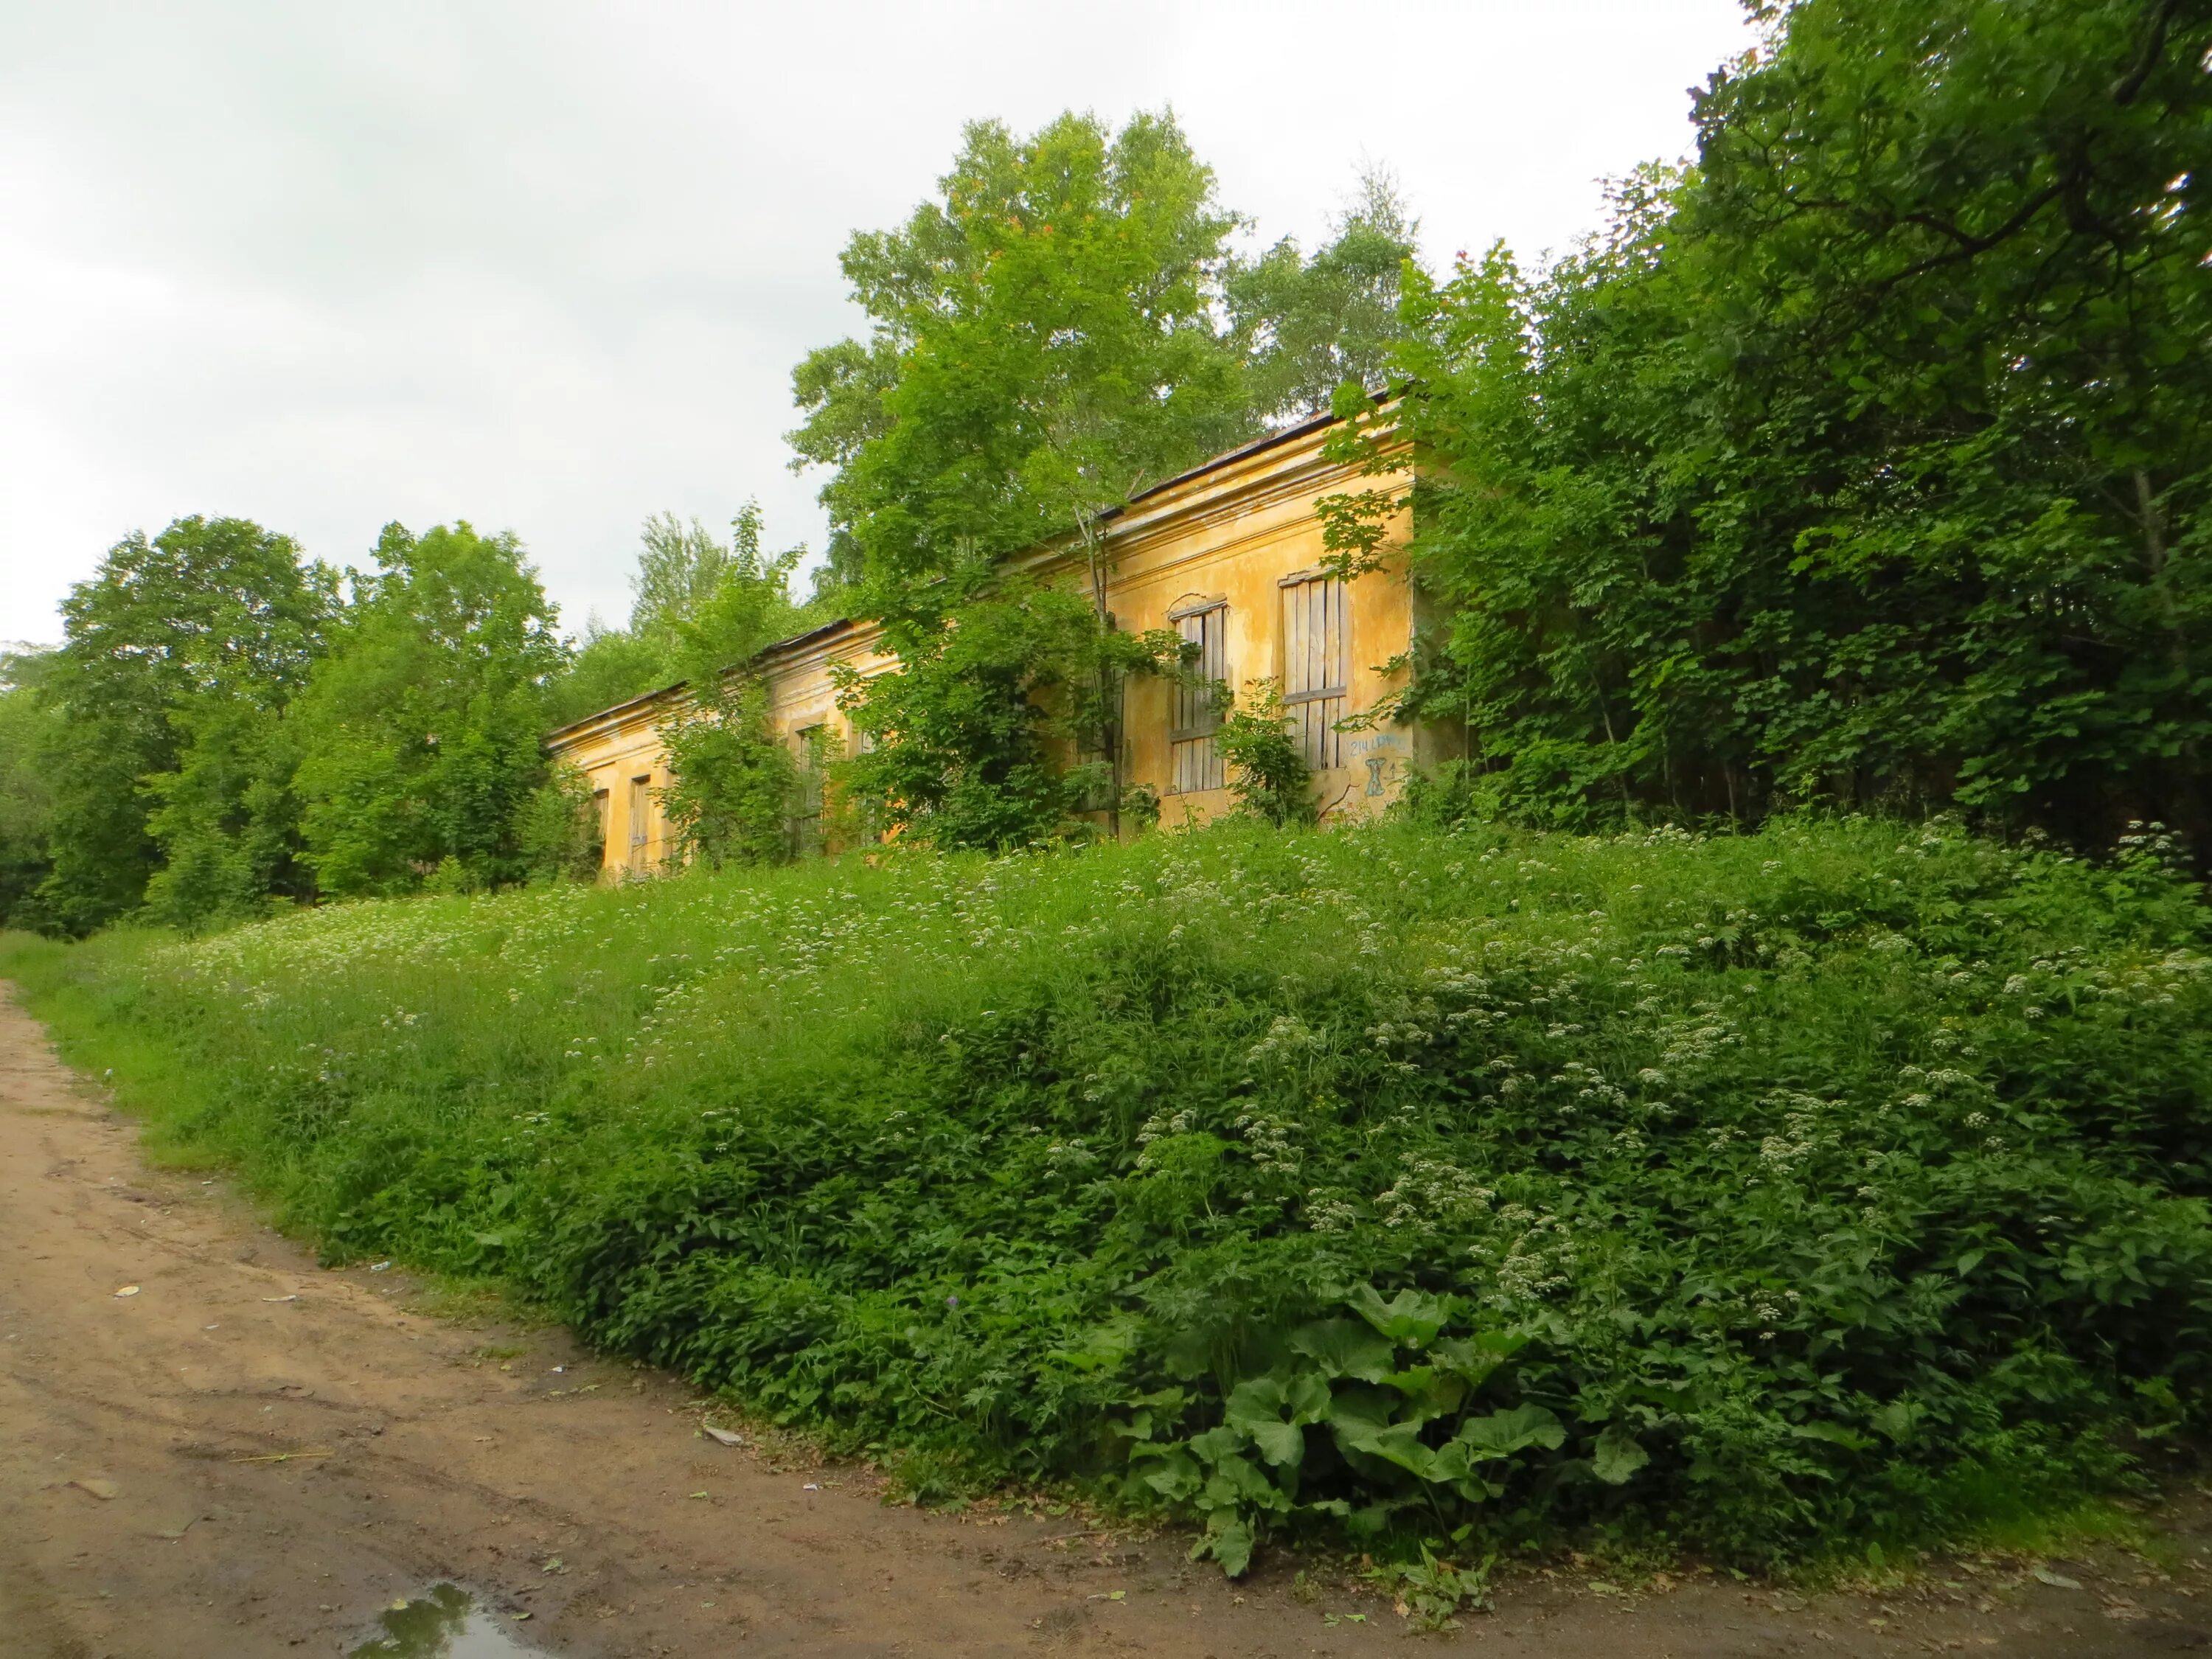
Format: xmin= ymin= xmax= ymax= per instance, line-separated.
xmin=549 ymin=503 xmax=825 ymax=729
xmin=790 ymin=111 xmax=1419 ymax=846
xmin=288 ymin=521 xmax=566 ymax=897
xmin=0 ymin=649 xmax=61 ymax=930
xmin=35 ymin=517 xmax=334 ymax=933
xmin=17 ymin=7 xmax=2211 ymax=924
xmin=1227 ymin=170 xmax=1420 ymax=425
xmin=790 ymin=111 xmax=1256 ymax=602
xmin=1335 ymin=0 xmax=2212 ymax=849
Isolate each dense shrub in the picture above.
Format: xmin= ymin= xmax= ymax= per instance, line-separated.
xmin=1326 ymin=0 xmax=2212 ymax=850
xmin=9 ymin=816 xmax=2210 ymax=1571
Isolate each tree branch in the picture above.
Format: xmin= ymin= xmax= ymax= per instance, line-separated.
xmin=2110 ymin=0 xmax=2185 ymax=105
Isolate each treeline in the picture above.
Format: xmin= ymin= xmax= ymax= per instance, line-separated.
xmin=0 ymin=509 xmax=826 ymax=934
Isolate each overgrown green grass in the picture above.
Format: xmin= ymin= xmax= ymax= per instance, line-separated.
xmin=7 ymin=816 xmax=2209 ymax=1575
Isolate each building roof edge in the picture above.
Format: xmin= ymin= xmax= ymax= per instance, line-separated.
xmin=544 ymin=399 xmax=1396 ymax=746
xmin=543 ymin=614 xmax=860 ymax=748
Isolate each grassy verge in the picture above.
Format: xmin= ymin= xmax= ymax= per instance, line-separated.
xmin=5 ymin=815 xmax=2208 ymax=1578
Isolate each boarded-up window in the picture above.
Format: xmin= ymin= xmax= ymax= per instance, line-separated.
xmin=1169 ymin=602 xmax=1228 ymax=794
xmin=592 ymin=787 xmax=610 ymax=867
xmin=627 ymin=774 xmax=652 ymax=866
xmin=793 ymin=725 xmax=827 ymax=852
xmin=1281 ymin=573 xmax=1347 ymax=770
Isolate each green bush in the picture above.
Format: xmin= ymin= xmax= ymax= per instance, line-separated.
xmin=1217 ymin=678 xmax=1314 ymax=829
xmin=9 ymin=815 xmax=2210 ymax=1571
xmin=655 ymin=680 xmax=799 ymax=870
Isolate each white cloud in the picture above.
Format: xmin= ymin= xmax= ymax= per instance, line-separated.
xmin=0 ymin=0 xmax=1753 ymax=645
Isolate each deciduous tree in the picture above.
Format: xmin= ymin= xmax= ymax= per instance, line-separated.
xmin=652 ymin=504 xmax=814 ymax=869
xmin=35 ymin=517 xmax=331 ymax=933
xmin=291 ymin=522 xmax=565 ymax=897
xmin=1338 ymin=0 xmax=2212 ymax=849
xmin=1228 ymin=170 xmax=1420 ymax=424
xmin=0 ymin=650 xmax=60 ymax=930
xmin=792 ymin=111 xmax=1256 ymax=837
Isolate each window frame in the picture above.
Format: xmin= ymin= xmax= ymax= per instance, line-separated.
xmin=1167 ymin=597 xmax=1228 ymax=795
xmin=626 ymin=773 xmax=653 ymax=864
xmin=1279 ymin=570 xmax=1349 ymax=771
xmin=792 ymin=723 xmax=829 ymax=848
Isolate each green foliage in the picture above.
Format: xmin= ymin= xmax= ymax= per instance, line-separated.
xmin=1226 ymin=170 xmax=1420 ymax=424
xmin=656 ymin=680 xmax=799 ymax=869
xmin=546 ymin=623 xmax=667 ymax=731
xmin=546 ymin=504 xmax=830 ymax=731
xmin=1216 ymin=680 xmax=1314 ymax=827
xmin=17 ymin=817 xmax=2212 ymax=1577
xmin=790 ymin=117 xmax=1426 ymax=604
xmin=1119 ymin=782 xmax=1163 ymax=835
xmin=787 ymin=118 xmax=1435 ymax=846
xmin=32 ymin=517 xmax=333 ymax=933
xmin=519 ymin=762 xmax=606 ymax=885
xmin=291 ymin=521 xmax=565 ymax=897
xmin=835 ymin=577 xmax=1180 ymax=850
xmin=1333 ymin=0 xmax=2212 ymax=847
xmin=0 ymin=649 xmax=60 ymax=931
xmin=4 ymin=512 xmax=592 ymax=929
xmin=636 ymin=504 xmax=822 ymax=871
xmin=140 ymin=695 xmax=312 ymax=931
xmin=630 ymin=511 xmax=748 ymax=658
xmin=656 ymin=503 xmax=813 ymax=692
xmin=787 ymin=111 xmax=1273 ymax=843
xmin=1370 ymin=1545 xmax=1495 ymax=1630
xmin=790 ymin=110 xmax=1255 ymax=592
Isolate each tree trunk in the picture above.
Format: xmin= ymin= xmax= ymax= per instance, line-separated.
xmin=1076 ymin=512 xmax=1121 ymax=840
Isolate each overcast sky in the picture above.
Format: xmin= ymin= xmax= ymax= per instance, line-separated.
xmin=0 ymin=0 xmax=1755 ymax=648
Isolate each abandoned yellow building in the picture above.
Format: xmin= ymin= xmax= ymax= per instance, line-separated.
xmin=545 ymin=413 xmax=1446 ymax=875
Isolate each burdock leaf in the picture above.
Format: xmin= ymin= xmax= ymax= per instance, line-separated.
xmin=1591 ymin=1425 xmax=1649 ymax=1486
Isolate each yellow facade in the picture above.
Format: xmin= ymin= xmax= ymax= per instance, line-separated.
xmin=545 ymin=414 xmax=1439 ymax=876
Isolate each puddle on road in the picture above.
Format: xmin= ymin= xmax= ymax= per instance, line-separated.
xmin=350 ymin=1584 xmax=552 ymax=1658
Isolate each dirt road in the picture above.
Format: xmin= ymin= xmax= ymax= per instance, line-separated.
xmin=2 ymin=984 xmax=2205 ymax=1659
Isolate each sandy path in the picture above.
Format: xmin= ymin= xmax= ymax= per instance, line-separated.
xmin=1 ymin=982 xmax=2205 ymax=1659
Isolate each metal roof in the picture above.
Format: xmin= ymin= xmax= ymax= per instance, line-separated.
xmin=1108 ymin=407 xmax=1341 ymax=517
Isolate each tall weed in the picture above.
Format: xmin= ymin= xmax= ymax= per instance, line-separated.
xmin=7 ymin=816 xmax=2208 ymax=1571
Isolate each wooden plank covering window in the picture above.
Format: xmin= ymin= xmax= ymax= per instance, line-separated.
xmin=627 ymin=774 xmax=653 ymax=868
xmin=1169 ymin=602 xmax=1227 ymax=793
xmin=1280 ymin=574 xmax=1347 ymax=770
xmin=793 ymin=725 xmax=827 ymax=854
